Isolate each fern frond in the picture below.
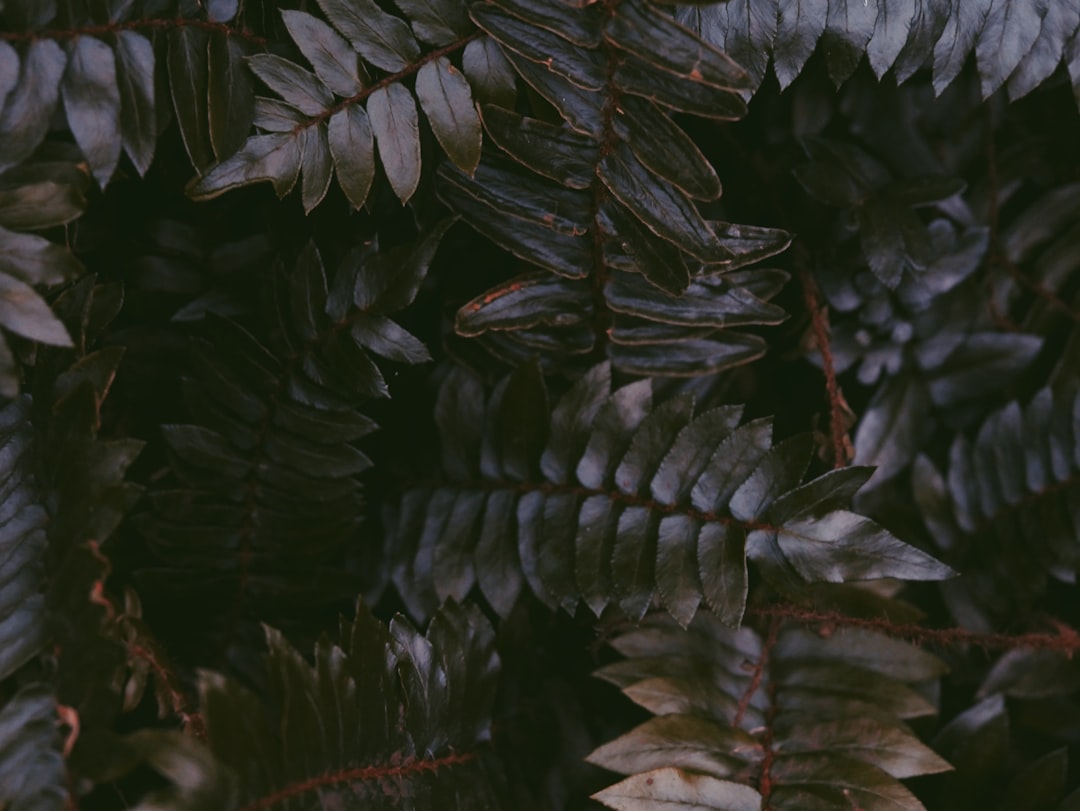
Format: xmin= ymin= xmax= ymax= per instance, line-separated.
xmin=589 ymin=608 xmax=951 ymax=811
xmin=434 ymin=0 xmax=793 ymax=376
xmin=0 ymin=2 xmax=264 ymax=181
xmin=135 ymin=223 xmax=448 ymax=637
xmin=192 ymin=600 xmax=509 ymax=810
xmin=913 ymin=387 xmax=1080 ymax=625
xmin=389 ymin=361 xmax=953 ymax=624
xmin=188 ymin=0 xmax=496 ymax=211
xmin=681 ymin=0 xmax=1080 ymax=103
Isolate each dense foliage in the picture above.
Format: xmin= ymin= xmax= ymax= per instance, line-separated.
xmin=1 ymin=0 xmax=1080 ymax=808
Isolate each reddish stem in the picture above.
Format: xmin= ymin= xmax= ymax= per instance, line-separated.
xmin=126 ymin=642 xmax=207 ymax=739
xmin=798 ymin=262 xmax=850 ymax=469
xmin=731 ymin=617 xmax=780 ymax=809
xmin=732 ymin=616 xmax=779 ymax=729
xmin=85 ymin=541 xmax=206 ymax=737
xmin=236 ymin=752 xmax=477 ymax=811
xmin=749 ymin=604 xmax=1080 ymax=655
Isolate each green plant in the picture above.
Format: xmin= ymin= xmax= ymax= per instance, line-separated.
xmin=2 ymin=1 xmax=1080 ymax=809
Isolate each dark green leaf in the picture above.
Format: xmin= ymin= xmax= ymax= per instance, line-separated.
xmin=208 ymin=32 xmax=255 ymax=161
xmin=115 ymin=32 xmax=156 ymax=176
xmin=614 ymin=95 xmax=721 ymax=201
xmin=168 ymin=27 xmax=213 ymax=171
xmin=300 ymin=122 xmax=333 ymax=213
xmin=247 ymin=54 xmax=333 ymax=117
xmin=777 ymin=510 xmax=956 ymax=583
xmin=609 ymin=334 xmax=766 ymax=377
xmin=606 ymin=271 xmax=786 ymax=328
xmin=415 ymin=57 xmax=481 ymax=174
xmin=187 ymin=132 xmax=303 ymax=200
xmin=932 ymin=0 xmax=995 ymax=94
xmin=368 ymin=83 xmax=421 ymax=204
xmin=328 ymin=105 xmax=376 ymax=208
xmin=437 ymin=162 xmax=592 ymax=277
xmin=0 ymin=275 xmax=73 ymax=346
xmin=486 ymin=0 xmax=601 ymax=46
xmin=0 ymin=41 xmax=66 ymax=172
xmin=773 ymin=0 xmax=828 ymax=88
xmin=975 ymin=0 xmax=1047 ymax=97
xmin=0 ymin=41 xmax=18 ymax=109
xmin=599 ymin=200 xmax=692 ymax=294
xmin=281 ymin=9 xmax=366 ymax=97
xmin=0 ymin=227 xmax=82 ymax=286
xmin=254 ymin=98 xmax=304 ymax=132
xmin=479 ymin=105 xmax=596 ymax=189
xmin=471 ymin=4 xmax=605 ymax=90
xmin=820 ymin=0 xmax=879 ymax=85
xmin=614 ymin=53 xmax=747 ymax=120
xmin=315 ymin=0 xmax=422 ymax=72
xmin=593 ymin=768 xmax=761 ymax=811
xmin=456 ymin=271 xmax=590 ymax=336
xmin=599 ymin=141 xmax=728 ymax=263
xmin=0 ymin=168 xmax=87 ymax=231
xmin=462 ymin=36 xmax=517 ymax=107
xmin=394 ymin=0 xmax=472 ymax=45
xmin=605 ymin=0 xmax=749 ymax=90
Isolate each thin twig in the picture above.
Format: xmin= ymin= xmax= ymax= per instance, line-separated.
xmin=750 ymin=604 xmax=1080 ymax=655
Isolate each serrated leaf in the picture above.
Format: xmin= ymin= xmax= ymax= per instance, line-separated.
xmin=588 ymin=716 xmax=760 ymax=779
xmin=933 ymin=0 xmax=995 ymax=94
xmin=976 ymin=0 xmax=1047 ymax=97
xmin=394 ymin=0 xmax=472 ymax=45
xmin=593 ymin=768 xmax=762 ymax=811
xmin=777 ymin=510 xmax=955 ymax=583
xmin=773 ymin=0 xmax=829 ymax=88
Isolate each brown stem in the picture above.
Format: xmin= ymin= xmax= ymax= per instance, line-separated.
xmin=749 ymin=604 xmax=1080 ymax=655
xmin=798 ymin=259 xmax=851 ymax=468
xmin=732 ymin=617 xmax=780 ymax=808
xmin=583 ymin=0 xmax=624 ymax=357
xmin=85 ymin=542 xmax=207 ymax=736
xmin=235 ymin=752 xmax=477 ymax=811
